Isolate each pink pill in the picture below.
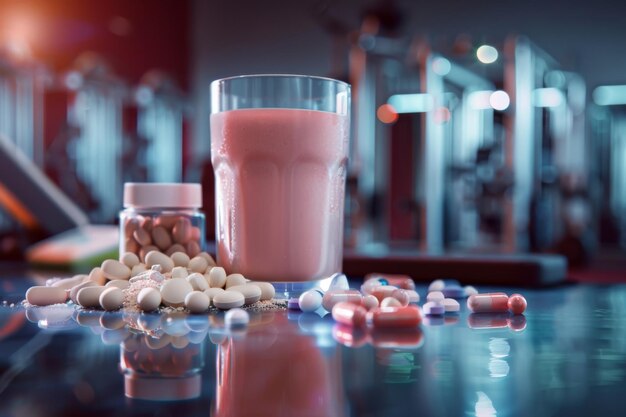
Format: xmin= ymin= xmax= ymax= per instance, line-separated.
xmin=467 ymin=293 xmax=509 ymax=313
xmin=508 ymin=294 xmax=527 ymax=315
xmin=332 ymin=302 xmax=367 ymax=327
xmin=322 ymin=290 xmax=362 ymax=312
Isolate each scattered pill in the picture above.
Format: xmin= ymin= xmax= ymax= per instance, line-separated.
xmin=442 ymin=285 xmax=465 ymax=299
xmin=166 ymin=244 xmax=187 ymax=257
xmin=204 ymin=287 xmax=225 ymax=305
xmin=405 ymin=290 xmax=420 ymax=304
xmin=120 ymin=252 xmax=140 ymax=268
xmin=365 ymin=274 xmax=415 ymax=290
xmin=99 ymin=287 xmax=124 ymax=311
xmin=328 ymin=273 xmax=349 ymax=290
xmin=137 ymin=287 xmax=161 ymax=311
xmin=88 ymin=267 xmax=106 ymax=285
xmin=428 ymin=279 xmax=445 ymax=292
xmin=427 ymin=291 xmax=445 ymax=303
xmin=197 ymin=252 xmax=216 ymax=267
xmin=298 ymin=289 xmax=324 ymax=312
xmin=322 ymin=289 xmax=362 ymax=312
xmin=188 ymin=256 xmax=209 ymax=273
xmin=423 ymin=301 xmax=445 ymax=316
xmin=213 ymin=291 xmax=245 ymax=310
xmin=69 ymin=281 xmax=98 ymax=304
xmin=391 ymin=289 xmax=410 ymax=306
xmin=170 ymin=251 xmax=191 ymax=267
xmin=367 ymin=306 xmax=421 ymax=328
xmin=370 ymin=286 xmax=397 ymax=303
xmin=467 ymin=293 xmax=509 ymax=313
xmin=160 ymin=278 xmax=194 ymax=307
xmin=464 ymin=285 xmax=478 ymax=297
xmin=360 ymin=279 xmax=386 ymax=295
xmin=508 ymin=294 xmax=527 ymax=315
xmin=225 ymin=308 xmax=250 ymax=328
xmin=101 ymin=260 xmax=131 ymax=281
xmin=443 ymin=298 xmax=460 ymax=313
xmin=77 ymin=286 xmax=107 ymax=309
xmin=225 ymin=273 xmax=247 ymax=289
xmin=131 ymin=263 xmax=148 ymax=277
xmin=51 ymin=275 xmax=87 ymax=290
xmin=361 ymin=294 xmax=379 ymax=310
xmin=227 ymin=284 xmax=262 ymax=305
xmin=106 ymin=280 xmax=131 ymax=290
xmin=185 ymin=291 xmax=210 ymax=313
xmin=187 ymin=273 xmax=209 ymax=291
xmin=145 ymin=251 xmax=174 ymax=272
xmin=171 ymin=266 xmax=189 ymax=279
xmin=249 ymin=282 xmax=275 ymax=301
xmin=207 ymin=267 xmax=227 ymax=288
xmin=332 ymin=302 xmax=367 ymax=327
xmin=380 ymin=297 xmax=402 ymax=308
xmin=26 ymin=286 xmax=67 ymax=306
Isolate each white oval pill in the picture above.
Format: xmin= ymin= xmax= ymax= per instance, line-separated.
xmin=207 ymin=267 xmax=227 ymax=288
xmin=160 ymin=278 xmax=194 ymax=307
xmin=213 ymin=291 xmax=245 ymax=310
xmin=88 ymin=267 xmax=106 ymax=285
xmin=188 ymin=256 xmax=209 ymax=273
xmin=145 ymin=250 xmax=175 ymax=272
xmin=227 ymin=284 xmax=261 ymax=305
xmin=225 ymin=308 xmax=249 ymax=328
xmin=406 ymin=290 xmax=420 ymax=303
xmin=443 ymin=298 xmax=460 ymax=312
xmin=225 ymin=273 xmax=246 ymax=289
xmin=99 ymin=287 xmax=124 ymax=311
xmin=464 ymin=285 xmax=478 ymax=297
xmin=381 ymin=297 xmax=402 ymax=308
xmin=204 ymin=287 xmax=225 ymax=305
xmin=427 ymin=291 xmax=445 ymax=303
xmin=69 ymin=281 xmax=98 ymax=304
xmin=249 ymin=282 xmax=275 ymax=301
xmin=298 ymin=289 xmax=323 ymax=312
xmin=76 ymin=286 xmax=107 ymax=308
xmin=131 ymin=263 xmax=148 ymax=277
xmin=101 ymin=259 xmax=131 ymax=280
xmin=428 ymin=279 xmax=445 ymax=292
xmin=198 ymin=252 xmax=216 ymax=267
xmin=120 ymin=252 xmax=140 ymax=268
xmin=137 ymin=287 xmax=161 ymax=311
xmin=185 ymin=291 xmax=210 ymax=313
xmin=171 ymin=266 xmax=189 ymax=279
xmin=187 ymin=272 xmax=209 ymax=291
xmin=26 ymin=286 xmax=67 ymax=306
xmin=106 ymin=280 xmax=131 ymax=290
xmin=170 ymin=251 xmax=190 ymax=267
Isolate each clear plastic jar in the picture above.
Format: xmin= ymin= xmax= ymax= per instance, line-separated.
xmin=120 ymin=183 xmax=205 ymax=261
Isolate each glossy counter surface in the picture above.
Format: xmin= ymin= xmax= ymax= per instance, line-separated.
xmin=0 ymin=273 xmax=625 ymax=417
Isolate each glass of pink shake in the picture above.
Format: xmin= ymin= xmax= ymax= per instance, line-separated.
xmin=210 ymin=75 xmax=350 ymax=294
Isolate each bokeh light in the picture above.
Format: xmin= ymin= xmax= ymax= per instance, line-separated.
xmin=489 ymin=90 xmax=510 ymax=111
xmin=476 ymin=45 xmax=498 ymax=64
xmin=377 ymin=104 xmax=399 ymax=124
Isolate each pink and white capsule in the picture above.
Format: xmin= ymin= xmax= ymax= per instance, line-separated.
xmin=467 ymin=293 xmax=509 ymax=313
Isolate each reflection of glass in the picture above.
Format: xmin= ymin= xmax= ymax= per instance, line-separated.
xmin=119 ymin=332 xmax=204 ymax=401
xmin=215 ymin=314 xmax=345 ymax=417
xmin=211 ymin=75 xmax=350 ymax=288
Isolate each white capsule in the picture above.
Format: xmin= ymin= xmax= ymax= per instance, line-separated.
xmin=26 ymin=286 xmax=68 ymax=306
xmin=99 ymin=287 xmax=124 ymax=311
xmin=137 ymin=287 xmax=161 ymax=311
xmin=427 ymin=291 xmax=445 ymax=303
xmin=76 ymin=286 xmax=107 ymax=309
xmin=225 ymin=273 xmax=247 ymax=289
xmin=225 ymin=308 xmax=249 ymax=328
xmin=69 ymin=281 xmax=98 ymax=304
xmin=428 ymin=279 xmax=445 ymax=292
xmin=187 ymin=272 xmax=209 ymax=291
xmin=185 ymin=291 xmax=210 ymax=313
xmin=160 ymin=278 xmax=194 ymax=307
xmin=298 ymin=289 xmax=324 ymax=312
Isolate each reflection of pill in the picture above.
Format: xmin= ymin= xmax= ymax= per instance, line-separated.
xmin=225 ymin=308 xmax=249 ymax=328
xmin=507 ymin=314 xmax=527 ymax=331
xmin=467 ymin=313 xmax=509 ymax=329
xmin=322 ymin=290 xmax=362 ymax=311
xmin=423 ymin=301 xmax=445 ymax=316
xmin=332 ymin=301 xmax=367 ymax=327
xmin=467 ymin=293 xmax=509 ymax=313
xmin=26 ymin=286 xmax=67 ymax=306
xmin=367 ymin=306 xmax=421 ymax=328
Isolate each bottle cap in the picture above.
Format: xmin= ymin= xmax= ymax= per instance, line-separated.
xmin=123 ymin=183 xmax=202 ymax=209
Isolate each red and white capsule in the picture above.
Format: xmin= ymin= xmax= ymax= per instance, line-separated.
xmin=467 ymin=293 xmax=509 ymax=313
xmin=366 ymin=306 xmax=422 ymax=329
xmin=332 ymin=302 xmax=367 ymax=327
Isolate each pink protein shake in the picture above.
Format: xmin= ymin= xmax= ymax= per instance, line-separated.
xmin=211 ymin=108 xmax=349 ymax=282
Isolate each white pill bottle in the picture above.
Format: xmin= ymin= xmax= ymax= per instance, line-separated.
xmin=119 ymin=183 xmax=206 ymax=261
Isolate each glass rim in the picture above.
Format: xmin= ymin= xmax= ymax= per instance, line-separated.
xmin=210 ymin=74 xmax=350 ymax=89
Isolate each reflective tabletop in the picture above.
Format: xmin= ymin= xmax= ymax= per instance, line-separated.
xmin=1 ymin=273 xmax=625 ymax=417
